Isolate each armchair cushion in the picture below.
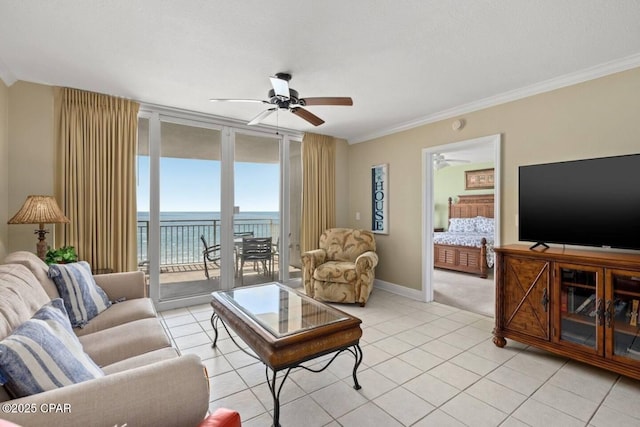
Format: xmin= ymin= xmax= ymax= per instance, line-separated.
xmin=313 ymin=261 xmax=357 ymax=284
xmin=48 ymin=262 xmax=111 ymax=328
xmin=0 ymin=299 xmax=103 ymax=398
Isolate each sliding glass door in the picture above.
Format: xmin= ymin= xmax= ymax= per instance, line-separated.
xmin=138 ymin=116 xmax=223 ymax=304
xmin=138 ymin=109 xmax=302 ymax=309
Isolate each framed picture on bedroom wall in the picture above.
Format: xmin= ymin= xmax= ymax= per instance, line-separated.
xmin=371 ymin=163 xmax=388 ymax=234
xmin=465 ymin=168 xmax=495 ymax=190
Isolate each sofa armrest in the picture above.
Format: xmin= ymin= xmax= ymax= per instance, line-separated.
xmin=355 ymin=251 xmax=379 ymax=273
xmin=93 ymin=270 xmax=147 ymax=300
xmin=2 ymin=354 xmax=209 ymax=427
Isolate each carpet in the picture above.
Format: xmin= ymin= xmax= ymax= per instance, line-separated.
xmin=433 ymin=269 xmax=495 ymax=318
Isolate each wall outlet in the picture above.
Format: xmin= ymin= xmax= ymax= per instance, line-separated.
xmin=355 ymin=212 xmax=361 ymax=220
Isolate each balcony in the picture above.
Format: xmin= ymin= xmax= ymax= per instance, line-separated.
xmin=137 ymin=217 xmax=300 ymax=297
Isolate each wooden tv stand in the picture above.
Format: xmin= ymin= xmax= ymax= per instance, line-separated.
xmin=494 ymin=244 xmax=640 ymax=380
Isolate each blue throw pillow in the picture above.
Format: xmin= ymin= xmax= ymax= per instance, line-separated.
xmin=48 ymin=261 xmax=112 ymax=328
xmin=0 ymin=299 xmax=104 ymax=398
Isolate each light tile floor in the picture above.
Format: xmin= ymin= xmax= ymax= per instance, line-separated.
xmin=159 ymin=289 xmax=640 ymax=426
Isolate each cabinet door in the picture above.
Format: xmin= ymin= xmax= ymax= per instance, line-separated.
xmin=554 ymin=263 xmax=603 ymax=356
xmin=502 ymin=255 xmax=550 ymax=340
xmin=606 ymin=269 xmax=640 ymax=367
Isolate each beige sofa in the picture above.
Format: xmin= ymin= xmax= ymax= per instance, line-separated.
xmin=0 ymin=252 xmax=209 ymax=427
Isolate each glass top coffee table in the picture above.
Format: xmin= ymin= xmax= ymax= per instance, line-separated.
xmin=210 ymin=282 xmax=363 ymax=427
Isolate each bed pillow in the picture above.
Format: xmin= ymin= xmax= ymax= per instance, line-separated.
xmin=475 ymin=216 xmax=495 ymax=234
xmin=48 ymin=261 xmax=112 ymax=328
xmin=448 ymin=218 xmax=476 ymax=233
xmin=0 ymin=299 xmax=104 ymax=398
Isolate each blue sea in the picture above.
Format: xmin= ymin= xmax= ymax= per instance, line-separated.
xmin=137 ymin=211 xmax=279 ymax=265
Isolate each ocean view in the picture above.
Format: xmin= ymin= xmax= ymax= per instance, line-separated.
xmin=137 ymin=211 xmax=280 ymax=265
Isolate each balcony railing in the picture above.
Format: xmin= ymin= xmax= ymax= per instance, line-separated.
xmin=137 ymin=218 xmax=279 ymax=266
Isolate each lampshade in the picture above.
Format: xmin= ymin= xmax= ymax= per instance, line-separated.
xmin=8 ymin=195 xmax=70 ymax=260
xmin=8 ymin=195 xmax=70 ymax=225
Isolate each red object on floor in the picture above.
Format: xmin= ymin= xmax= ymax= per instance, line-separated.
xmin=198 ymin=408 xmax=241 ymax=427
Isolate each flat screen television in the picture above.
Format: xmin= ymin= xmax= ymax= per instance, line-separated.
xmin=518 ymin=153 xmax=640 ymax=251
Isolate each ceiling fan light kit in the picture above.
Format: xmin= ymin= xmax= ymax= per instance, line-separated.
xmin=210 ymin=72 xmax=353 ymax=127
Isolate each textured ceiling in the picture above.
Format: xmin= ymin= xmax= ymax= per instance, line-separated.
xmin=1 ymin=0 xmax=640 ymax=142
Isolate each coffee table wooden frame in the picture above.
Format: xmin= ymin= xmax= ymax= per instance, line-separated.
xmin=210 ymin=283 xmax=363 ymax=427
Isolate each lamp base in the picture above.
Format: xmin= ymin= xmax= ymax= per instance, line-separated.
xmin=35 ymin=227 xmax=49 ymax=261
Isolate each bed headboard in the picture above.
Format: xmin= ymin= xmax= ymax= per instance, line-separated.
xmin=448 ymin=194 xmax=494 ymax=219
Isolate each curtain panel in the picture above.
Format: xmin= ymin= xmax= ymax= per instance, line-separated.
xmin=55 ymin=88 xmax=139 ymax=272
xmin=301 ymin=133 xmax=336 ymax=252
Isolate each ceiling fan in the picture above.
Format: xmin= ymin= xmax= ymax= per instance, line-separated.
xmin=433 ymin=153 xmax=470 ymax=170
xmin=209 ymin=72 xmax=353 ymax=126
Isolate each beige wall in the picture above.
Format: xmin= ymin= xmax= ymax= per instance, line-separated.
xmin=7 ymin=82 xmax=56 ymax=253
xmin=0 ymin=79 xmax=8 ymax=260
xmin=348 ymin=67 xmax=640 ymax=291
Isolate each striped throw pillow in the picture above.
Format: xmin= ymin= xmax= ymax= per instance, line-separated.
xmin=0 ymin=299 xmax=104 ymax=398
xmin=48 ymin=261 xmax=112 ymax=328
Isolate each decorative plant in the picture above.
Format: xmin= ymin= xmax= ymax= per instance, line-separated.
xmin=45 ymin=245 xmax=78 ymax=265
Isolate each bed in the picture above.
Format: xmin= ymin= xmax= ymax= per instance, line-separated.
xmin=433 ymin=194 xmax=495 ymax=278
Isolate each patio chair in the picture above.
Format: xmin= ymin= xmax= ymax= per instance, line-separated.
xmin=237 ymin=236 xmax=273 ymax=285
xmin=200 ymin=235 xmax=221 ymax=280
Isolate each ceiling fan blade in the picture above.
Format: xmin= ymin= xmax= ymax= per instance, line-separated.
xmin=301 ymin=97 xmax=353 ymax=106
xmin=269 ymin=76 xmax=290 ymax=99
xmin=291 ymin=107 xmax=325 ymax=126
xmin=248 ymin=108 xmax=276 ymax=125
xmin=209 ymin=98 xmax=269 ymax=104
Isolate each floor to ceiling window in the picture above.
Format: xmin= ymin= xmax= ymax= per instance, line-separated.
xmin=138 ymin=108 xmax=302 ymax=309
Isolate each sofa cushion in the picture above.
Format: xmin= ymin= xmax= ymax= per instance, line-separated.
xmin=3 ymin=251 xmax=60 ymax=299
xmin=0 ymin=299 xmax=104 ymax=398
xmin=48 ymin=262 xmax=112 ymax=328
xmin=73 ymin=298 xmax=157 ymax=337
xmin=78 ymin=318 xmax=172 ymax=367
xmin=0 ymin=264 xmax=51 ymax=341
xmin=102 ymin=347 xmax=179 ymax=375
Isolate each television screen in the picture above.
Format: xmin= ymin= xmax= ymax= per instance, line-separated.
xmin=519 ymin=154 xmax=640 ymax=250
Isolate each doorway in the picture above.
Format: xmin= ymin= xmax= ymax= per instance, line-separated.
xmin=422 ymin=134 xmax=501 ymax=317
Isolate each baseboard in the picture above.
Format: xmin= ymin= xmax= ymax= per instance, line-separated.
xmin=374 ymin=279 xmax=425 ymax=302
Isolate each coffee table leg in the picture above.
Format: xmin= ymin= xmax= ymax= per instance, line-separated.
xmin=352 ymin=344 xmax=363 ymax=390
xmin=210 ymin=312 xmax=219 ymax=348
xmin=266 ymin=366 xmax=291 ymax=427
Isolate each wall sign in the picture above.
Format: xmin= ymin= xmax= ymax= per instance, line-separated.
xmin=371 ymin=163 xmax=388 ymax=234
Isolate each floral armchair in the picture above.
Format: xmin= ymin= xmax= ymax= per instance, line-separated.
xmin=301 ymin=228 xmax=378 ymax=306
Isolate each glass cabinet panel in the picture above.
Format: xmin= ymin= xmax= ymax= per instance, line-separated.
xmin=558 ymin=266 xmax=599 ymax=350
xmin=610 ymin=272 xmax=640 ymax=361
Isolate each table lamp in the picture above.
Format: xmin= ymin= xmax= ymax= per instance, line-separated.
xmin=7 ymin=195 xmax=71 ymax=260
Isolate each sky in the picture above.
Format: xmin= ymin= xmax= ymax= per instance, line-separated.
xmin=137 ymin=156 xmax=279 ymax=212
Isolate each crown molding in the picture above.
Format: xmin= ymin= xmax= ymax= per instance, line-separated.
xmin=350 ymin=53 xmax=640 ymax=144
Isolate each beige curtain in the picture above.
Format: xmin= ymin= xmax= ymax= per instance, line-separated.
xmin=301 ymin=133 xmax=336 ymax=252
xmin=55 ymin=88 xmax=139 ymax=272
